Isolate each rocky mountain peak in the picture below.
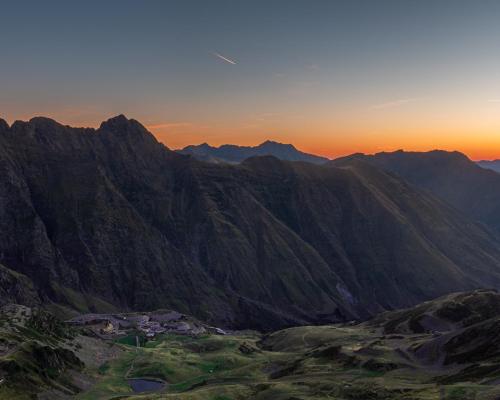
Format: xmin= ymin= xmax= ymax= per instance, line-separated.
xmin=260 ymin=140 xmax=295 ymax=149
xmin=28 ymin=116 xmax=62 ymax=127
xmin=6 ymin=117 xmax=74 ymax=147
xmin=98 ymin=115 xmax=162 ymax=150
xmin=0 ymin=118 xmax=9 ymax=132
xmin=99 ymin=114 xmax=147 ymax=135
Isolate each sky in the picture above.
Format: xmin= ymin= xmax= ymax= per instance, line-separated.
xmin=1 ymin=0 xmax=500 ymax=160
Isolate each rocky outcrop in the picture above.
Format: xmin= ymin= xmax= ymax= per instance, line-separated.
xmin=0 ymin=264 xmax=40 ymax=307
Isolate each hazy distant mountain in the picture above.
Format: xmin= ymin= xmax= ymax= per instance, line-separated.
xmin=177 ymin=140 xmax=329 ymax=164
xmin=333 ymin=150 xmax=500 ymax=234
xmin=477 ymin=159 xmax=500 ymax=173
xmin=2 ymin=117 xmax=500 ymax=330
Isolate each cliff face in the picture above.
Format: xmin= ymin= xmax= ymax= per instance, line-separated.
xmin=1 ymin=116 xmax=500 ymax=330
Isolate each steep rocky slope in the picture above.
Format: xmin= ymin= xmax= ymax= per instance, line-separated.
xmin=333 ymin=150 xmax=500 ymax=234
xmin=2 ymin=116 xmax=500 ymax=329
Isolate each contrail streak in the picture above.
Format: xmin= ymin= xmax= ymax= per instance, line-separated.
xmin=370 ymin=98 xmax=418 ymax=110
xmin=212 ymin=52 xmax=237 ymax=65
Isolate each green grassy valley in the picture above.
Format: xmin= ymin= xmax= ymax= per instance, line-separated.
xmin=81 ymin=327 xmax=499 ymax=400
xmin=3 ymin=290 xmax=500 ymax=399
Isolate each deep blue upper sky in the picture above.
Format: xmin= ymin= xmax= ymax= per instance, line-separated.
xmin=1 ymin=0 xmax=500 ymax=158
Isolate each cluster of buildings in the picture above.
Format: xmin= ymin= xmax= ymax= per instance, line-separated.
xmin=137 ymin=320 xmax=166 ymax=337
xmin=68 ymin=310 xmax=227 ymax=339
xmin=135 ymin=311 xmax=215 ymax=337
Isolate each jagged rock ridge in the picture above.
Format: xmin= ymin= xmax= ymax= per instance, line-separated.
xmin=1 ymin=117 xmax=500 ymax=330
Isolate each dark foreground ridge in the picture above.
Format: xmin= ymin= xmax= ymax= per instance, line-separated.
xmin=2 ymin=116 xmax=500 ymax=330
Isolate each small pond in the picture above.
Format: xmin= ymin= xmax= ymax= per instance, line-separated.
xmin=128 ymin=378 xmax=165 ymax=393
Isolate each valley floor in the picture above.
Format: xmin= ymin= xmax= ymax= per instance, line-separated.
xmin=4 ymin=290 xmax=500 ymax=400
xmin=75 ymin=325 xmax=499 ymax=400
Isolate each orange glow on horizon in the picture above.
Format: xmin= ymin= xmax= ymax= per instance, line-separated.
xmin=147 ymin=123 xmax=500 ymax=162
xmin=3 ymin=113 xmax=499 ymax=162
xmin=142 ymin=98 xmax=500 ymax=161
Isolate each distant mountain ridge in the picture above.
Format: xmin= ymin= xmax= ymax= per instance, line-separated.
xmin=477 ymin=159 xmax=500 ymax=173
xmin=177 ymin=140 xmax=329 ymax=164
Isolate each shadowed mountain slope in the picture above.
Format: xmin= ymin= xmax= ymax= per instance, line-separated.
xmin=2 ymin=117 xmax=500 ymax=330
xmin=333 ymin=150 xmax=500 ymax=234
xmin=177 ymin=140 xmax=329 ymax=164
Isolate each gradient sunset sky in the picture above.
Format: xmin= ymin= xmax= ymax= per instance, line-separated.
xmin=2 ymin=0 xmax=500 ymax=159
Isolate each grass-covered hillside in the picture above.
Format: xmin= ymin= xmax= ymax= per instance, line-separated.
xmin=0 ymin=304 xmax=122 ymax=400
xmin=76 ymin=289 xmax=500 ymax=400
